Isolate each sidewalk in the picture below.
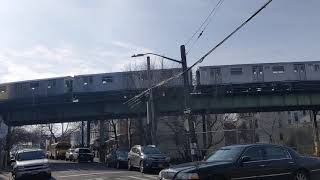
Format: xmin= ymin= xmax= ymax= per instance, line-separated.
xmin=0 ymin=171 xmax=9 ymax=180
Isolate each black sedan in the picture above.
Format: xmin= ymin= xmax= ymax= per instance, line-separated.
xmin=159 ymin=144 xmax=320 ymax=180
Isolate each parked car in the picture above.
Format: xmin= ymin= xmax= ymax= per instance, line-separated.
xmin=128 ymin=145 xmax=170 ymax=173
xmin=159 ymin=144 xmax=320 ymax=180
xmin=65 ymin=148 xmax=75 ymax=161
xmin=11 ymin=149 xmax=51 ymax=180
xmin=105 ymin=149 xmax=129 ymax=169
xmin=73 ymin=148 xmax=94 ymax=162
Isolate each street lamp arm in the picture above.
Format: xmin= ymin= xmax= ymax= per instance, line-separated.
xmin=132 ymin=53 xmax=182 ymax=64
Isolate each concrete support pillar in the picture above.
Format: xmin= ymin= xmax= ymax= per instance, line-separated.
xmin=202 ymin=114 xmax=207 ymax=156
xmin=87 ymin=121 xmax=91 ymax=148
xmin=5 ymin=125 xmax=11 ymax=167
xmin=81 ymin=121 xmax=84 ymax=147
xmin=99 ymin=120 xmax=105 ymax=162
xmin=312 ymin=110 xmax=320 ymax=156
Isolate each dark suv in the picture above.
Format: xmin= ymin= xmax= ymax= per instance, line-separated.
xmin=128 ymin=145 xmax=170 ymax=173
xmin=73 ymin=148 xmax=94 ymax=162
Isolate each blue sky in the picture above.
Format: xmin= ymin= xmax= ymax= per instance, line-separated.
xmin=0 ymin=0 xmax=319 ymax=83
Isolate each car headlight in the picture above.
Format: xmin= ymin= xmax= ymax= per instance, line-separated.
xmin=175 ymin=172 xmax=199 ymax=180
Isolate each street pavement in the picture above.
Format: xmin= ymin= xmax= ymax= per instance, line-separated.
xmin=0 ymin=160 xmax=159 ymax=180
xmin=51 ymin=160 xmax=158 ymax=180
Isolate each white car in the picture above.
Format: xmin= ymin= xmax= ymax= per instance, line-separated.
xmin=11 ymin=149 xmax=51 ymax=180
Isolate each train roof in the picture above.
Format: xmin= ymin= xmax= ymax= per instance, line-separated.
xmin=73 ymin=68 xmax=182 ymax=77
xmin=198 ymin=60 xmax=320 ymax=69
xmin=0 ymin=76 xmax=73 ymax=85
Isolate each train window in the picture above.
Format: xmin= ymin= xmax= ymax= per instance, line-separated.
xmin=48 ymin=80 xmax=56 ymax=89
xmin=314 ymin=65 xmax=320 ymax=72
xmin=30 ymin=82 xmax=39 ymax=90
xmin=230 ymin=68 xmax=242 ymax=75
xmin=102 ymin=76 xmax=113 ymax=84
xmin=82 ymin=76 xmax=93 ymax=86
xmin=0 ymin=86 xmax=6 ymax=93
xmin=272 ymin=66 xmax=284 ymax=74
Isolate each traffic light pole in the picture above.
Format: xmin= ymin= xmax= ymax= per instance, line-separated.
xmin=180 ymin=45 xmax=197 ymax=161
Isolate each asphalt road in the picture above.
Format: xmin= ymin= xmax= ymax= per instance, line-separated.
xmin=0 ymin=160 xmax=159 ymax=180
xmin=50 ymin=160 xmax=159 ymax=180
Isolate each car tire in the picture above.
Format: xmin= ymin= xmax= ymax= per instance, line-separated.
xmin=11 ymin=173 xmax=17 ymax=180
xmin=128 ymin=160 xmax=132 ymax=171
xmin=140 ymin=161 xmax=145 ymax=173
xmin=294 ymin=170 xmax=309 ymax=180
xmin=46 ymin=173 xmax=52 ymax=179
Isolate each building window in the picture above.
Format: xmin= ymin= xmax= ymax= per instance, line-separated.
xmin=30 ymin=82 xmax=39 ymax=90
xmin=272 ymin=66 xmax=285 ymax=74
xmin=102 ymin=76 xmax=113 ymax=84
xmin=230 ymin=68 xmax=243 ymax=75
xmin=0 ymin=86 xmax=6 ymax=93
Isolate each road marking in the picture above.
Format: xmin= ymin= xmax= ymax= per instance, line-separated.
xmin=144 ymin=175 xmax=158 ymax=179
xmin=127 ymin=176 xmax=152 ymax=180
xmin=58 ymin=171 xmax=123 ymax=178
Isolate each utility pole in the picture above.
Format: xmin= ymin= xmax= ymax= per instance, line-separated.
xmin=180 ymin=45 xmax=197 ymax=161
xmin=146 ymin=56 xmax=155 ymax=145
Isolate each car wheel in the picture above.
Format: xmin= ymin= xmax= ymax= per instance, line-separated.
xmin=294 ymin=171 xmax=309 ymax=180
xmin=11 ymin=173 xmax=16 ymax=180
xmin=128 ymin=160 xmax=132 ymax=171
xmin=140 ymin=161 xmax=145 ymax=173
xmin=46 ymin=173 xmax=52 ymax=179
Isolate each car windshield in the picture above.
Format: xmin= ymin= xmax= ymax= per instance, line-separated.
xmin=205 ymin=147 xmax=242 ymax=162
xmin=116 ymin=150 xmax=128 ymax=158
xmin=79 ymin=149 xmax=91 ymax=153
xmin=143 ymin=147 xmax=161 ymax=154
xmin=17 ymin=151 xmax=46 ymax=161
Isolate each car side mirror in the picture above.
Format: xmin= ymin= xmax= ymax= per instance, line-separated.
xmin=240 ymin=156 xmax=251 ymax=165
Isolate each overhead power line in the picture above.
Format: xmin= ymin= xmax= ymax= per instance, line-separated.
xmin=185 ymin=0 xmax=225 ymax=54
xmin=125 ymin=0 xmax=273 ymax=107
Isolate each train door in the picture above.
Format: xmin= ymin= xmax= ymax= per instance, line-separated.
xmin=252 ymin=65 xmax=264 ymax=82
xmin=293 ymin=64 xmax=306 ymax=80
xmin=209 ymin=68 xmax=222 ymax=85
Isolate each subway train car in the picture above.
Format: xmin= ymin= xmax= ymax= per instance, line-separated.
xmin=72 ymin=68 xmax=187 ymax=94
xmin=196 ymin=61 xmax=320 ymax=86
xmin=0 ymin=76 xmax=73 ymax=101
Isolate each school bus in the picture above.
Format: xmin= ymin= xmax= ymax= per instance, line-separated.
xmin=48 ymin=142 xmax=71 ymax=160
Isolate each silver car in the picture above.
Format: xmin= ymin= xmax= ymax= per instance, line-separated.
xmin=11 ymin=149 xmax=51 ymax=180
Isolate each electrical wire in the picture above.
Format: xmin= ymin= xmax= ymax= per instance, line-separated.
xmin=125 ymin=0 xmax=273 ymax=107
xmin=185 ymin=0 xmax=225 ymax=54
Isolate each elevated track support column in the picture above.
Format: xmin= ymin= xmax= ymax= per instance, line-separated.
xmin=312 ymin=110 xmax=320 ymax=156
xmin=87 ymin=121 xmax=91 ymax=148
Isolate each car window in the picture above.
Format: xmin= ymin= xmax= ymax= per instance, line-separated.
xmin=17 ymin=151 xmax=46 ymax=161
xmin=79 ymin=149 xmax=91 ymax=153
xmin=206 ymin=147 xmax=242 ymax=162
xmin=264 ymin=147 xmax=291 ymax=160
xmin=143 ymin=147 xmax=161 ymax=154
xmin=242 ymin=147 xmax=264 ymax=162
